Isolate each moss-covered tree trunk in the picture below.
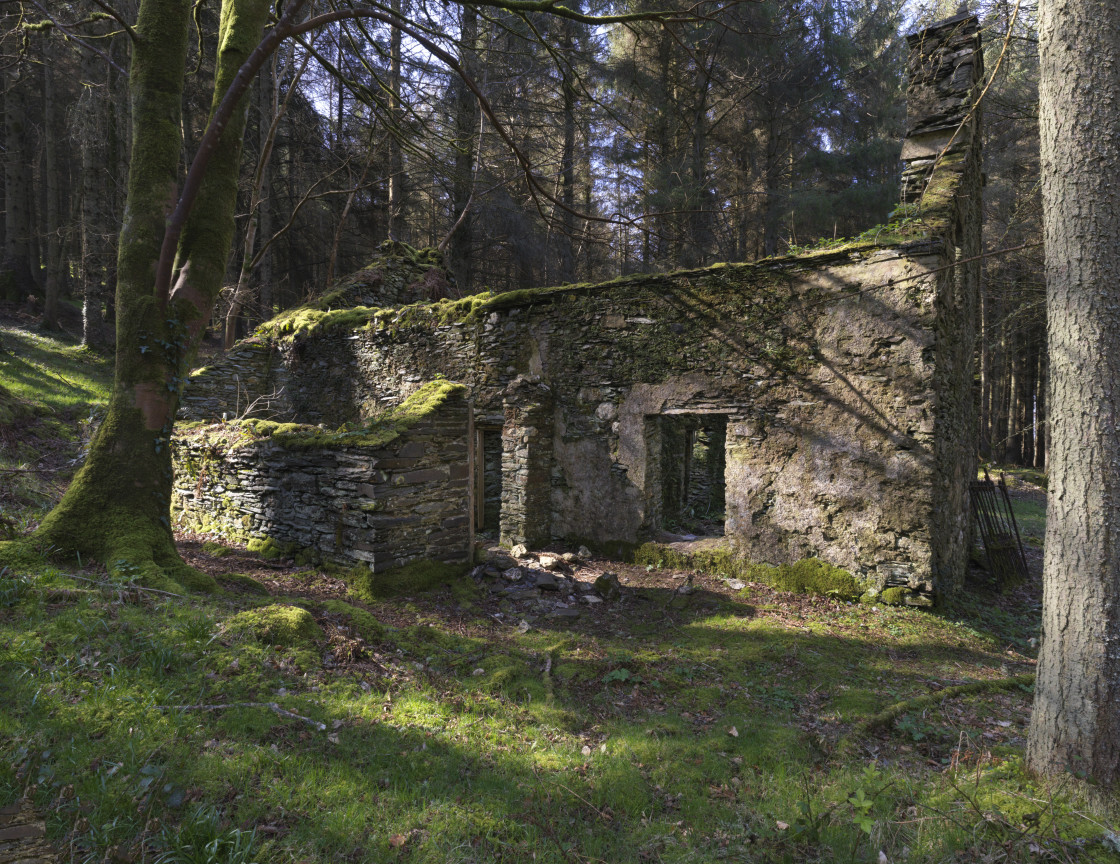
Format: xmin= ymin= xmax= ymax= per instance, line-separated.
xmin=2 ymin=0 xmax=273 ymax=591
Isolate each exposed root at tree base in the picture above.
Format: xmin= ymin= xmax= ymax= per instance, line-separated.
xmin=836 ymin=673 xmax=1037 ymax=758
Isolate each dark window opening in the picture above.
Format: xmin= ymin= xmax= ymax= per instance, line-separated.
xmin=476 ymin=429 xmax=503 ymax=538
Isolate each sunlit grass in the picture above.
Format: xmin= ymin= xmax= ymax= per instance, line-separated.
xmin=1 ymin=549 xmax=1112 ymax=863
xmin=0 ymin=325 xmax=112 ymax=419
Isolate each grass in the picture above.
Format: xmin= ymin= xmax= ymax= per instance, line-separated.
xmin=0 ymin=324 xmax=113 ymax=536
xmin=0 ymin=324 xmax=113 ymax=419
xmin=1 ymin=547 xmax=1115 ymax=863
xmin=0 ymin=327 xmax=1115 ymax=862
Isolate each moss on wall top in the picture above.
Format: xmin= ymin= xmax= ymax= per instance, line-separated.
xmin=179 ymin=378 xmax=465 ymax=451
xmin=258 ymin=241 xmax=457 ymax=340
xmin=254 ymin=231 xmax=927 ymax=344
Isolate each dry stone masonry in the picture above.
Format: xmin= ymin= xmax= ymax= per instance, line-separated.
xmin=174 ymin=15 xmax=983 ymax=601
xmin=174 ymin=383 xmax=471 ymax=572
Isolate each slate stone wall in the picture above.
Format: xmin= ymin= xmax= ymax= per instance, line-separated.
xmin=175 ymin=14 xmax=982 ymax=598
xmin=172 ymin=391 xmax=471 ymax=572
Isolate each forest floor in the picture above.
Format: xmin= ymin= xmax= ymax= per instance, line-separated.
xmin=1 ymin=318 xmax=1118 ymax=864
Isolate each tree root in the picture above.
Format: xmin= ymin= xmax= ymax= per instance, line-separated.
xmin=837 ymin=673 xmax=1036 ymax=757
xmin=154 ymin=701 xmax=327 ymax=731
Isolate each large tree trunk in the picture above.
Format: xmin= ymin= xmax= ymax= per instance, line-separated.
xmin=4 ymin=0 xmax=273 ymax=592
xmin=1027 ymin=0 xmax=1120 ymax=786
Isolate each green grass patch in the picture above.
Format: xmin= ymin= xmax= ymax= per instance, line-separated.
xmin=0 ymin=325 xmax=114 ymax=533
xmin=0 ymin=325 xmax=112 ymax=422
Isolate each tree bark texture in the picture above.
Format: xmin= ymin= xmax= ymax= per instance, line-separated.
xmin=40 ymin=50 xmax=62 ymax=331
xmin=2 ymin=49 xmax=36 ymax=302
xmin=17 ymin=0 xmax=272 ymax=591
xmin=1027 ymin=0 xmax=1120 ymax=786
xmin=447 ymin=3 xmax=478 ymax=293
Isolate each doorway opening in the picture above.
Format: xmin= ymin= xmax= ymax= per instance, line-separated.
xmin=660 ymin=414 xmax=727 ymax=537
xmin=474 ymin=428 xmax=503 ymax=539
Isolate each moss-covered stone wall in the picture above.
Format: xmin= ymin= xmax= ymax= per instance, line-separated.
xmin=172 ymin=384 xmax=470 ymax=571
xmin=175 ymin=15 xmax=982 ymax=599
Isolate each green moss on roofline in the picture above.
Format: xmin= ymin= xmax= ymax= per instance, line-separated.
xmin=179 ymin=379 xmax=464 ymax=451
xmin=256 ymin=224 xmax=941 ymax=343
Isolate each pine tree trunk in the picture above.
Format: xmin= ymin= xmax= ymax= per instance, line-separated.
xmin=557 ymin=15 xmax=576 ymax=283
xmin=979 ymin=287 xmax=992 ymax=459
xmin=1035 ymin=347 xmax=1046 ymax=469
xmin=2 ymin=49 xmax=36 ymax=303
xmin=447 ymin=3 xmax=478 ymax=293
xmin=40 ymin=51 xmax=62 ymax=331
xmin=1027 ymin=0 xmax=1120 ymax=786
xmin=387 ymin=0 xmax=405 ymax=241
xmin=79 ymin=35 xmax=112 ymax=348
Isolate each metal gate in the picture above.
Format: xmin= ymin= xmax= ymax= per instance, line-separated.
xmin=969 ymin=469 xmax=1029 ymax=586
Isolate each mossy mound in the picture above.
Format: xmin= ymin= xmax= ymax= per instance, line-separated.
xmin=754 ymin=558 xmax=862 ymax=601
xmin=344 ymin=558 xmax=470 ymax=602
xmin=202 ymin=541 xmax=235 ymax=558
xmin=870 ymin=586 xmax=934 ymax=607
xmin=633 ymin=542 xmax=863 ymax=601
xmin=0 ymin=382 xmax=35 ymax=428
xmin=315 ymin=599 xmax=388 ymax=642
xmin=217 ymin=572 xmax=270 ymax=595
xmin=226 ymin=604 xmax=321 ymax=647
xmin=247 ymin=537 xmax=288 ymax=560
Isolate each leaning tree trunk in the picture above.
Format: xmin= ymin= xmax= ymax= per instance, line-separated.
xmin=1026 ymin=0 xmax=1120 ymax=787
xmin=11 ymin=0 xmax=273 ymax=592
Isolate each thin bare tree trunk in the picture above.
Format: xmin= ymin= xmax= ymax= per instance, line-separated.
xmin=224 ymin=51 xmax=306 ymax=348
xmin=40 ymin=47 xmax=62 ymax=331
xmin=387 ymin=0 xmax=405 ymax=240
xmin=447 ymin=3 xmax=478 ymax=293
xmin=2 ymin=48 xmax=36 ymax=302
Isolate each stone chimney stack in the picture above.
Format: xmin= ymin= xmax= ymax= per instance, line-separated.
xmin=900 ymin=13 xmax=983 ymax=207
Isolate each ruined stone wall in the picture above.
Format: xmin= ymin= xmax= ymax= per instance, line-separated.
xmin=902 ymin=14 xmax=983 ymax=594
xmin=176 ymin=14 xmax=982 ymax=597
xmin=183 ymin=250 xmax=952 ymax=591
xmin=172 ymin=388 xmax=471 ymax=573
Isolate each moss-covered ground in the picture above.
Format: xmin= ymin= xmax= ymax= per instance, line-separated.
xmin=3 ymin=522 xmax=1118 ymax=863
xmin=2 ymin=328 xmax=1115 ymax=862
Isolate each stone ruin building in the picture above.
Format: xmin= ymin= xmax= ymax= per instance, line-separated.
xmin=173 ymin=14 xmax=983 ymax=603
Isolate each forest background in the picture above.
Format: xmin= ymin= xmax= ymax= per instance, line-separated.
xmin=6 ymin=0 xmax=1039 ymax=465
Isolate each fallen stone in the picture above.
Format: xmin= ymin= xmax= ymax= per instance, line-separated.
xmin=510 ymin=544 xmax=529 ymax=558
xmin=726 ymin=579 xmax=746 ymax=591
xmin=504 ymin=587 xmax=541 ymax=601
xmin=483 ymin=566 xmax=503 ymax=578
xmin=594 ymin=572 xmax=622 ymax=601
xmin=503 ymin=567 xmax=523 ymax=582
xmin=533 ymin=571 xmax=559 ymax=591
xmin=547 ymin=607 xmax=581 ymax=620
xmin=577 ymin=545 xmax=592 ymax=559
xmin=485 ymin=547 xmax=516 ymax=569
xmin=561 ymin=552 xmax=577 ymax=563
xmin=539 ymin=554 xmax=563 ymax=571
xmin=581 ymin=595 xmax=604 ymax=605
